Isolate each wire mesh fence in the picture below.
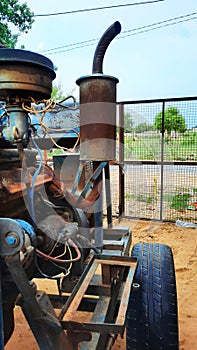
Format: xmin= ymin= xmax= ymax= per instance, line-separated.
xmin=113 ymin=97 xmax=197 ymax=222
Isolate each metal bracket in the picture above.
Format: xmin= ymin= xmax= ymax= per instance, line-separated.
xmin=59 ymin=254 xmax=137 ymax=349
xmin=4 ymin=253 xmax=74 ymax=350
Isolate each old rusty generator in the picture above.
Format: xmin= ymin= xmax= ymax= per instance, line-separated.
xmin=0 ymin=22 xmax=178 ymax=350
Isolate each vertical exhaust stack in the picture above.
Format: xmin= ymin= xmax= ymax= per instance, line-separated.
xmin=76 ymin=21 xmax=121 ymax=161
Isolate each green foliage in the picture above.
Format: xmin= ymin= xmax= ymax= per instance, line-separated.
xmin=134 ymin=122 xmax=154 ymax=133
xmin=125 ymin=193 xmax=135 ymax=199
xmin=47 ymin=149 xmax=63 ymax=157
xmin=170 ymin=193 xmax=191 ymax=211
xmin=124 ymin=137 xmax=134 ymax=158
xmin=51 ymin=82 xmax=65 ymax=101
xmin=124 ymin=112 xmax=134 ymax=133
xmin=155 ymin=107 xmax=186 ymax=135
xmin=181 ymin=132 xmax=197 ymax=146
xmin=137 ymin=194 xmax=154 ymax=203
xmin=0 ymin=0 xmax=34 ymax=47
xmin=124 ymin=132 xmax=197 ymax=161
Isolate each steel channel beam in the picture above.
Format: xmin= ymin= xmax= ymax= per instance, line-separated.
xmin=60 ymin=253 xmax=137 ymax=349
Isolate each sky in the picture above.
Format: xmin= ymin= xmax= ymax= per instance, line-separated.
xmin=16 ymin=0 xmax=197 ymax=102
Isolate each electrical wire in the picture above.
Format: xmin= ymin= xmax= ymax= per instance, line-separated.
xmin=120 ymin=12 xmax=197 ymax=39
xmin=36 ymin=238 xmax=81 ymax=262
xmin=39 ymin=124 xmax=80 ymax=152
xmin=63 ymin=244 xmax=73 ymax=277
xmin=23 ymin=98 xmax=80 ymax=152
xmin=39 ymin=38 xmax=99 ymax=54
xmin=56 ymin=95 xmax=78 ymax=110
xmin=35 ymin=255 xmax=67 ymax=279
xmin=35 ymin=242 xmax=73 ymax=279
xmin=52 ymin=244 xmax=68 ymax=259
xmin=48 ymin=239 xmax=61 ymax=256
xmin=33 ymin=0 xmax=164 ymax=18
xmin=40 ymin=12 xmax=197 ymax=55
xmin=28 ymin=138 xmax=43 ymax=224
xmin=122 ymin=11 xmax=197 ymax=35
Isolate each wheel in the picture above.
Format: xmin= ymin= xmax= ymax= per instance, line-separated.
xmin=126 ymin=242 xmax=179 ymax=350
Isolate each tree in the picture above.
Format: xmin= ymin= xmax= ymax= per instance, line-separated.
xmin=135 ymin=122 xmax=154 ymax=133
xmin=51 ymin=80 xmax=78 ymax=103
xmin=0 ymin=0 xmax=34 ymax=48
xmin=155 ymin=107 xmax=186 ymax=138
xmin=124 ymin=112 xmax=134 ymax=133
xmin=51 ymin=82 xmax=65 ymax=101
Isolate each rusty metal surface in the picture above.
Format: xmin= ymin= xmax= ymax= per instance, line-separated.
xmin=2 ymin=105 xmax=29 ymax=144
xmin=0 ymin=168 xmax=52 ymax=196
xmin=59 ymin=257 xmax=98 ymax=321
xmin=60 ymin=251 xmax=137 ymax=349
xmin=0 ymin=163 xmax=63 ymax=222
xmin=76 ymin=74 xmax=118 ymax=103
xmin=0 ymin=22 xmax=133 ymax=350
xmin=116 ymin=266 xmax=136 ymax=326
xmin=76 ymin=75 xmax=118 ymax=161
xmin=0 ymin=49 xmax=55 ymax=100
xmin=5 ymin=253 xmax=74 ymax=350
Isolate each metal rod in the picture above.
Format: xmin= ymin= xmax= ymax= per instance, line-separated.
xmin=118 ymin=103 xmax=125 ymax=218
xmin=117 ymin=95 xmax=197 ymax=105
xmin=94 ymin=166 xmax=103 ymax=249
xmin=71 ymin=160 xmax=85 ymax=194
xmin=160 ymin=100 xmax=165 ymax=221
xmin=104 ymin=163 xmax=113 ymax=227
xmin=76 ymin=162 xmax=107 ymax=204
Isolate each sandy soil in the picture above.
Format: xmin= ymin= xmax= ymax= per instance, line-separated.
xmin=5 ymin=219 xmax=197 ymax=350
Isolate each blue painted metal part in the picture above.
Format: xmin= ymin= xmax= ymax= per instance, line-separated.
xmin=72 ymin=161 xmax=106 ymax=249
xmin=5 ymin=235 xmax=17 ymax=247
xmin=94 ymin=193 xmax=103 ymax=249
xmin=75 ymin=162 xmax=107 ymax=203
xmin=16 ymin=219 xmax=36 ymax=246
xmin=71 ymin=160 xmax=85 ymax=195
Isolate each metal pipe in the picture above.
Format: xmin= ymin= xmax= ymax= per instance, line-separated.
xmin=119 ymin=103 xmax=125 ymax=218
xmin=76 ymin=21 xmax=121 ymax=161
xmin=160 ymin=100 xmax=165 ymax=221
xmin=104 ymin=163 xmax=113 ymax=227
xmin=94 ymin=166 xmax=103 ymax=249
xmin=94 ymin=193 xmax=103 ymax=250
xmin=92 ymin=21 xmax=121 ymax=74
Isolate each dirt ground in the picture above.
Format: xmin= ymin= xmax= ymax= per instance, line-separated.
xmin=5 ymin=219 xmax=197 ymax=350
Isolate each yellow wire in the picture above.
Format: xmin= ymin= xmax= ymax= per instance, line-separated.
xmin=22 ymin=97 xmax=80 ymax=153
xmin=64 ymin=243 xmax=72 ymax=277
xmin=53 ymin=243 xmax=68 ymax=259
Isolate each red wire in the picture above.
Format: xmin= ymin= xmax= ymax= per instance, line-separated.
xmin=36 ymin=238 xmax=81 ymax=263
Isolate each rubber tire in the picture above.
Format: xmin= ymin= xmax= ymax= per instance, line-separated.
xmin=126 ymin=242 xmax=179 ymax=350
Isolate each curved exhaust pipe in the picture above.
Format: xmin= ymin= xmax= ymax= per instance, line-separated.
xmin=76 ymin=21 xmax=121 ymax=161
xmin=92 ymin=21 xmax=121 ymax=74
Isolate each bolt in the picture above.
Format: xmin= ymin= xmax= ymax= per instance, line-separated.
xmin=5 ymin=232 xmax=20 ymax=248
